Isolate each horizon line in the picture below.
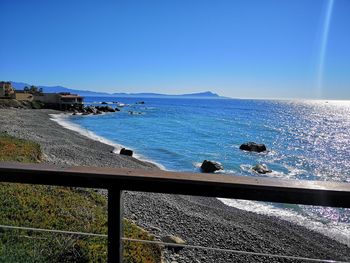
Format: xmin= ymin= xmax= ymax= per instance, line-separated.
xmin=8 ymin=80 xmax=350 ymax=101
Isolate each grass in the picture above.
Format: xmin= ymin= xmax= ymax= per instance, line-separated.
xmin=123 ymin=219 xmax=162 ymax=263
xmin=0 ymin=133 xmax=161 ymax=262
xmin=0 ymin=133 xmax=41 ymax=163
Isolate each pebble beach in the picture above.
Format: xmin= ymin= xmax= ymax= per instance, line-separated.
xmin=1 ymin=108 xmax=349 ymax=262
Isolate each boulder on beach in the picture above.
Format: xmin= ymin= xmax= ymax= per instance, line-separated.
xmin=252 ymin=164 xmax=272 ymax=174
xmin=120 ymin=148 xmax=133 ymax=156
xmin=115 ymin=107 xmax=120 ymax=111
xmin=161 ymin=235 xmax=186 ymax=252
xmin=200 ymin=160 xmax=223 ymax=173
xmin=239 ymin=142 xmax=267 ymax=153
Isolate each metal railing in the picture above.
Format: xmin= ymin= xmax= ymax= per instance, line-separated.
xmin=0 ymin=161 xmax=350 ymax=262
xmin=1 ymin=224 xmax=346 ymax=263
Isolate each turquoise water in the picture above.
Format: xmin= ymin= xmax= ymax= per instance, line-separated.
xmin=57 ymin=97 xmax=350 ymax=243
xmin=74 ymin=98 xmax=350 ymax=182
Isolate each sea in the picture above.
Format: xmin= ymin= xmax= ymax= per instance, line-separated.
xmin=51 ymin=97 xmax=350 ymax=246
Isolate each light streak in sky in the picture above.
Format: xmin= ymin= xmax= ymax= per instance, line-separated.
xmin=316 ymin=0 xmax=335 ymax=98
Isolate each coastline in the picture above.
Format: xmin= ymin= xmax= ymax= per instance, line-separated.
xmin=49 ymin=113 xmax=167 ymax=170
xmin=0 ymin=108 xmax=349 ymax=262
xmin=0 ymin=108 xmax=157 ymax=170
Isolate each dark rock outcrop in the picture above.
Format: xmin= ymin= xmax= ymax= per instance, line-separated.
xmin=252 ymin=164 xmax=272 ymax=174
xmin=120 ymin=148 xmax=133 ymax=156
xmin=239 ymin=142 xmax=267 ymax=153
xmin=200 ymin=160 xmax=223 ymax=173
xmin=85 ymin=106 xmax=97 ymax=114
xmin=106 ymin=106 xmax=115 ymax=112
xmin=95 ymin=106 xmax=116 ymax=112
xmin=78 ymin=105 xmax=118 ymax=115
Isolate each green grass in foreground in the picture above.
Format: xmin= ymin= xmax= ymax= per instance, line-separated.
xmin=0 ymin=133 xmax=161 ymax=262
xmin=0 ymin=132 xmax=41 ymax=163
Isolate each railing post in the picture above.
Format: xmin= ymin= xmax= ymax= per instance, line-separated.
xmin=108 ymin=187 xmax=123 ymax=263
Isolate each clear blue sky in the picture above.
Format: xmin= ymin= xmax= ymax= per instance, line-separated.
xmin=1 ymin=0 xmax=349 ymax=99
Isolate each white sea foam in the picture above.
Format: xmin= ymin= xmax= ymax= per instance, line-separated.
xmin=218 ymin=198 xmax=350 ymax=247
xmin=193 ymin=162 xmax=202 ymax=168
xmin=222 ymin=164 xmax=350 ymax=246
xmin=49 ymin=113 xmax=166 ymax=170
xmin=194 ymin=161 xmax=350 ymax=246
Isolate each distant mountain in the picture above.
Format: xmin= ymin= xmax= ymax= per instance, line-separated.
xmin=111 ymin=91 xmax=221 ymax=98
xmin=10 ymin=82 xmax=224 ymax=98
xmin=11 ymin=82 xmax=110 ymax=97
xmin=178 ymin=91 xmax=220 ymax=97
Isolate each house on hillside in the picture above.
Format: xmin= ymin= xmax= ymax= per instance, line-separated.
xmin=0 ymin=82 xmax=15 ymax=98
xmin=34 ymin=92 xmax=84 ymax=110
xmin=1 ymin=81 xmax=84 ymax=110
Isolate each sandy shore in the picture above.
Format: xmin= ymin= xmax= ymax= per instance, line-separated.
xmin=0 ymin=108 xmax=349 ymax=262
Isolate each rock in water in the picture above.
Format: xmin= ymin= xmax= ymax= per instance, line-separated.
xmin=161 ymin=235 xmax=186 ymax=252
xmin=200 ymin=160 xmax=223 ymax=173
xmin=120 ymin=148 xmax=133 ymax=156
xmin=252 ymin=164 xmax=272 ymax=174
xmin=85 ymin=106 xmax=97 ymax=114
xmin=105 ymin=106 xmax=114 ymax=112
xmin=239 ymin=142 xmax=267 ymax=153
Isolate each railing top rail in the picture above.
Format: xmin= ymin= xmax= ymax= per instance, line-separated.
xmin=0 ymin=162 xmax=350 ymax=208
